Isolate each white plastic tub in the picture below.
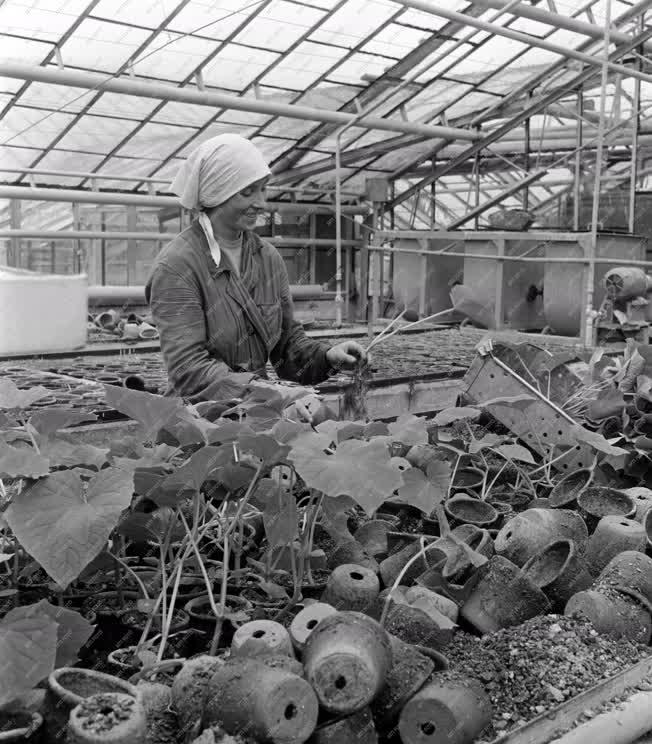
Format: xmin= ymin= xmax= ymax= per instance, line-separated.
xmin=0 ymin=266 xmax=88 ymax=355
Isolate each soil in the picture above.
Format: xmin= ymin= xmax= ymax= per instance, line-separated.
xmin=445 ymin=614 xmax=652 ymax=738
xmin=72 ymin=694 xmax=137 ymax=735
xmin=0 ymin=712 xmax=33 ymax=733
xmin=56 ymin=670 xmax=129 ymax=698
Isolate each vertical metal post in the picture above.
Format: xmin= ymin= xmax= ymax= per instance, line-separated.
xmin=474 ymin=140 xmax=481 ymax=230
xmin=494 ymin=238 xmax=505 ymax=330
xmin=573 ymin=88 xmax=584 ymax=231
xmin=100 ymin=210 xmax=107 ymax=286
xmin=524 ymin=94 xmax=532 ymax=211
xmin=309 ymin=213 xmax=316 ymax=284
xmin=127 ymin=205 xmax=137 ymax=285
xmin=360 ymin=216 xmax=370 ymax=323
xmin=50 ymin=241 xmax=55 ymax=273
xmin=9 ymin=199 xmax=20 ymax=267
xmin=72 ymin=202 xmax=82 ymax=274
xmin=629 ymin=21 xmax=643 ymax=234
xmin=585 ymin=0 xmax=612 ymax=347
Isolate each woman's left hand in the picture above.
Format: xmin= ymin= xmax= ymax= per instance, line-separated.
xmin=326 ymin=341 xmax=368 ymax=370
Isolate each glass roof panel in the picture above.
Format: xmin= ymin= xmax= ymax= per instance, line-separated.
xmin=361 ymin=23 xmax=427 ymax=58
xmin=87 ymin=92 xmax=161 ymax=120
xmin=116 ymin=122 xmax=196 ymax=159
xmin=26 ymin=150 xmax=107 ymax=186
xmin=396 ymin=7 xmax=456 ymax=31
xmin=18 ymin=82 xmax=97 ymax=113
xmin=293 ymin=81 xmax=360 ymax=110
xmin=0 ymin=77 xmax=24 ymax=95
xmin=58 ymin=19 xmax=152 ymax=72
xmin=92 ymin=0 xmax=180 ymax=29
xmin=0 ymin=107 xmax=75 ymax=149
xmin=168 ymin=0 xmax=264 ymax=38
xmin=0 ymin=35 xmax=53 ymax=66
xmin=251 ymin=136 xmax=296 ymax=160
xmin=201 ymin=44 xmax=281 ymax=90
xmin=328 ymin=52 xmax=395 ymax=86
xmin=232 ymin=1 xmax=326 ymax=51
xmin=153 ymin=101 xmax=217 ymax=127
xmin=262 ymin=116 xmax=325 ymax=139
xmin=177 ymin=122 xmax=261 ymax=155
xmin=0 ymin=0 xmax=89 ymax=41
xmin=260 ymin=41 xmax=346 ymax=89
xmin=98 ymin=155 xmax=167 ymax=188
xmin=0 ymin=146 xmax=44 ymax=173
xmin=56 ymin=114 xmax=140 ymax=154
xmin=149 ymin=157 xmax=185 ymax=183
xmin=309 ymin=0 xmax=398 ymax=47
xmin=132 ymin=32 xmax=219 ymax=81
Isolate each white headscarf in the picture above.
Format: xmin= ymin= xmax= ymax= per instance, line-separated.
xmin=171 ymin=133 xmax=271 ymax=211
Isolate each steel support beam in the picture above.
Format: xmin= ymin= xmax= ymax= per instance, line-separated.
xmin=390 ymin=0 xmax=652 ymax=84
xmin=0 ymin=187 xmax=369 ymax=215
xmin=467 ymin=0 xmax=652 ymax=52
xmin=0 ymin=64 xmax=479 ymax=142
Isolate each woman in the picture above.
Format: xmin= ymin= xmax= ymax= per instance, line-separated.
xmin=145 ymin=133 xmax=367 ymax=404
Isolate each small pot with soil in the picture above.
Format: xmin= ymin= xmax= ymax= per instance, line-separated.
xmin=444 ymin=494 xmax=498 ymax=528
xmin=565 ymin=587 xmax=652 ymax=643
xmin=584 ymin=516 xmax=647 ymax=577
xmin=577 ymin=487 xmax=636 ymax=533
xmin=549 ymin=468 xmax=593 ymax=508
xmin=0 ymin=710 xmax=42 ymax=743
xmin=119 ymin=608 xmax=190 ymax=648
xmin=44 ymin=667 xmax=138 ymax=742
xmin=67 ymin=693 xmax=146 ymax=744
xmin=184 ymin=594 xmax=252 ymax=638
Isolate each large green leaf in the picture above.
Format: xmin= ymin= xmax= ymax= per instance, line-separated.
xmin=101 ymin=385 xmax=187 ymax=440
xmin=572 ymin=425 xmax=629 ymax=457
xmin=0 ymin=379 xmax=51 ymax=410
xmin=37 ymin=436 xmax=109 ymax=471
xmin=0 ymin=441 xmax=50 ymax=479
xmin=5 ymin=600 xmax=94 ymax=668
xmin=154 ymin=445 xmax=234 ymax=507
xmin=5 ymin=467 xmax=134 ymax=588
xmin=28 ymin=409 xmax=97 ymax=438
xmin=238 ymin=433 xmax=290 ymax=467
xmin=0 ymin=613 xmax=57 ymax=706
xmin=288 ymin=432 xmax=402 ymax=516
xmin=495 ymin=443 xmax=535 ymax=465
xmin=262 ymin=483 xmax=298 ymax=548
xmin=388 ymin=414 xmax=429 ymax=445
xmin=396 ymin=461 xmax=451 ymax=514
xmin=432 ymin=407 xmax=480 ymax=427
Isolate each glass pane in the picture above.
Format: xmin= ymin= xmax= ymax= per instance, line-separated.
xmin=133 ymin=33 xmax=219 ymax=82
xmin=19 ymin=82 xmax=97 ymax=114
xmin=58 ymin=19 xmax=151 ymax=73
xmin=93 ymin=0 xmax=179 ymax=29
xmin=0 ymin=0 xmax=88 ymax=41
xmin=0 ymin=35 xmax=52 ymax=65
xmin=251 ymin=136 xmax=294 ymax=161
xmin=261 ymin=41 xmax=347 ymax=89
xmin=310 ymin=0 xmax=398 ymax=47
xmin=28 ymin=150 xmax=106 ymax=186
xmin=233 ymin=1 xmax=326 ymax=51
xmin=57 ymin=115 xmax=139 ymax=154
xmin=116 ymin=122 xmax=194 ymax=159
xmin=362 ymin=23 xmax=425 ymax=58
xmin=87 ymin=92 xmax=160 ymax=120
xmin=202 ymin=44 xmax=280 ymax=91
xmin=328 ymin=52 xmax=394 ymax=86
xmin=176 ymin=122 xmax=261 ymax=155
xmin=168 ymin=0 xmax=263 ymax=38
xmin=0 ymin=107 xmax=75 ymax=149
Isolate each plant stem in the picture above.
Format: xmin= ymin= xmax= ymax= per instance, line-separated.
xmin=379 ymin=536 xmax=428 ymax=627
xmin=157 ymin=553 xmax=184 ymax=663
xmin=210 ymin=535 xmax=230 ymax=656
xmin=447 ymin=454 xmax=461 ymax=500
xmin=179 ymin=511 xmax=219 ymax=617
xmin=158 ymin=541 xmax=167 ymax=661
xmin=107 ymin=551 xmax=150 ymax=601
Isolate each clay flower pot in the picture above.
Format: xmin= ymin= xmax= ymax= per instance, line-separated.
xmin=170 ymin=655 xmax=224 ymax=735
xmin=67 ymin=693 xmax=146 ymax=744
xmin=289 ymin=602 xmax=338 ymax=653
xmin=203 ymin=657 xmax=318 ymax=743
xmin=381 ymin=601 xmax=456 ymax=649
xmin=184 ymin=593 xmax=251 ymax=637
xmin=451 ymin=467 xmax=484 ymax=492
xmin=584 ymin=516 xmax=647 ymax=577
xmin=371 ymin=634 xmax=435 ymax=727
xmin=444 ymin=494 xmax=498 ymax=528
xmin=231 ymin=619 xmax=294 ymax=659
xmin=595 ymin=550 xmax=652 ymax=604
xmin=0 ymin=710 xmax=43 ymax=743
xmin=460 ymin=555 xmax=551 ymax=634
xmin=522 ymin=539 xmax=592 ymax=609
xmin=577 ymin=487 xmax=636 ymax=533
xmin=303 ymin=611 xmax=392 ymax=715
xmin=624 ymin=487 xmax=652 ymax=521
xmin=322 ymin=563 xmax=380 ymax=612
xmin=398 ymin=676 xmax=492 ymax=744
xmin=405 ymin=585 xmax=459 ymax=623
xmin=44 ymin=668 xmax=138 ymax=742
xmin=327 ymin=540 xmax=379 ymax=573
xmin=138 ymin=322 xmax=159 ymax=340
xmin=565 ymin=589 xmax=652 ymax=643
xmin=549 ymin=468 xmax=593 ymax=508
xmin=494 ymin=508 xmax=588 ymax=567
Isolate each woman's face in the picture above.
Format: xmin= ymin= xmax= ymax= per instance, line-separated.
xmin=211 ymin=176 xmax=269 ymax=233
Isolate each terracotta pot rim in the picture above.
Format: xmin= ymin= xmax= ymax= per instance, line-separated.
xmin=47 ymin=667 xmax=138 ymax=707
xmin=0 ymin=710 xmax=42 ymax=741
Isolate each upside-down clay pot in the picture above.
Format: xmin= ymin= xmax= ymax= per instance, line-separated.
xmin=0 ymin=710 xmax=43 ymax=743
xmin=380 ymin=602 xmax=456 ymax=650
xmin=302 ymin=611 xmax=392 ymax=715
xmin=231 ymin=619 xmax=294 ymax=659
xmin=521 ymin=539 xmax=592 ymax=609
xmin=309 ymin=707 xmax=378 ymax=744
xmin=379 ymin=541 xmax=434 ymax=587
xmin=565 ymin=589 xmax=652 ymax=643
xmin=460 ymin=556 xmax=551 ymax=634
xmin=595 ymin=550 xmax=652 ymax=605
xmin=583 ymin=516 xmax=647 ymax=577
xmin=370 ymin=634 xmax=435 ymax=727
xmin=321 ymin=563 xmax=380 ymax=612
xmin=203 ymin=658 xmax=318 ymax=744
xmin=67 ymin=693 xmax=146 ymax=744
xmin=549 ymin=469 xmax=593 ymax=508
xmin=444 ymin=494 xmax=498 ymax=528
xmin=494 ymin=508 xmax=588 ymax=566
xmin=327 ymin=540 xmax=379 ymax=573
xmin=289 ymin=602 xmax=338 ymax=653
xmin=354 ymin=520 xmax=395 ymax=560
xmin=405 ymin=585 xmax=459 ymax=623
xmin=398 ymin=676 xmax=493 ymax=744
xmin=44 ymin=668 xmax=138 ymax=742
xmin=645 ymin=509 xmax=652 ymax=551
xmin=577 ymin=487 xmax=636 ymax=533
xmin=170 ymin=655 xmax=224 ymax=736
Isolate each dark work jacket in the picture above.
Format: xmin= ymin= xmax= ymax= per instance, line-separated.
xmin=145 ymin=221 xmax=332 ymax=404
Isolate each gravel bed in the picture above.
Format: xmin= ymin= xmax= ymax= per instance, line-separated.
xmin=445 ymin=614 xmax=652 ymax=741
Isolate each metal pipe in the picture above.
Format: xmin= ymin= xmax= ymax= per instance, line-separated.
xmin=0 ymin=229 xmax=362 ymax=246
xmin=0 ymin=63 xmax=479 ymax=142
xmin=0 ymin=186 xmax=369 ymax=215
xmin=467 ymin=0 xmax=652 ymax=52
xmin=573 ymin=89 xmax=584 ymax=231
xmin=629 ymin=18 xmax=644 ymax=234
xmin=585 ymin=0 xmax=612 ymax=346
xmin=390 ymin=0 xmax=652 ymax=84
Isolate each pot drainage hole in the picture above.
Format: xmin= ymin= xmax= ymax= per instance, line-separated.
xmin=350 ymin=572 xmax=364 ymax=580
xmin=334 ymin=676 xmax=347 ymax=690
xmin=306 ymin=619 xmax=318 ymax=629
xmin=421 ymin=721 xmax=436 ymax=736
xmin=253 ymin=630 xmax=266 ymax=638
xmin=284 ymin=704 xmax=297 ymax=720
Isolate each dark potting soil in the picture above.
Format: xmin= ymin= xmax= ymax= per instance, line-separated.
xmin=57 ymin=670 xmax=129 ymax=698
xmin=445 ymin=614 xmax=652 ymax=740
xmin=0 ymin=712 xmax=32 ymax=733
xmin=73 ymin=694 xmax=137 ymax=735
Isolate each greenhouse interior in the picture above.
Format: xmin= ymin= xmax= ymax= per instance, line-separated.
xmin=5 ymin=1 xmax=652 ymax=743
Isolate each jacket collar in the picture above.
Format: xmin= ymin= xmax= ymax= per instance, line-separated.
xmin=191 ymin=220 xmax=261 ymax=279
